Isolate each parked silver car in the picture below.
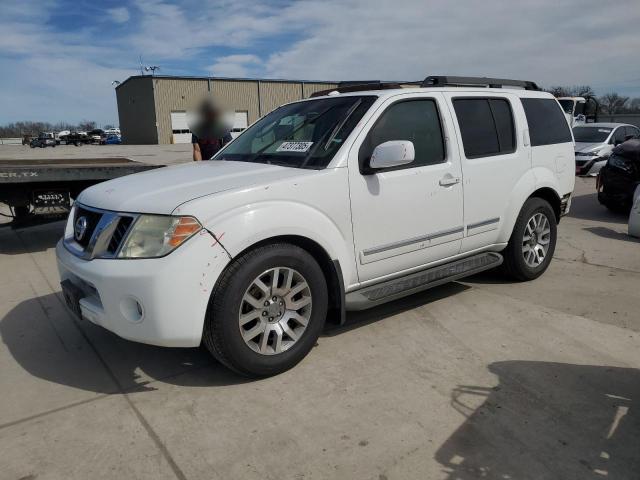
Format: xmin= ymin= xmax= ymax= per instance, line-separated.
xmin=574 ymin=123 xmax=640 ymax=176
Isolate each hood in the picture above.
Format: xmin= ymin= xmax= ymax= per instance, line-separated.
xmin=77 ymin=160 xmax=312 ymax=214
xmin=574 ymin=142 xmax=606 ymax=154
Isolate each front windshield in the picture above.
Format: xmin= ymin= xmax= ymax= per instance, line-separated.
xmin=214 ymin=95 xmax=376 ymax=169
xmin=573 ymin=126 xmax=612 ymax=143
xmin=558 ymin=99 xmax=574 ymax=114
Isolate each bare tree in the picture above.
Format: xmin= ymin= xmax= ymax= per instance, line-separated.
xmin=599 ymin=93 xmax=629 ymax=114
xmin=571 ymin=85 xmax=595 ymax=97
xmin=628 ymin=98 xmax=640 ymax=113
xmin=547 ymin=86 xmax=571 ymax=97
xmin=78 ymin=120 xmax=97 ymax=131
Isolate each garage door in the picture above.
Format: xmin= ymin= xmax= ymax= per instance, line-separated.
xmin=171 ymin=111 xmax=191 ymax=143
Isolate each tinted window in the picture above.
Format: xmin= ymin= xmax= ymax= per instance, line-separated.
xmin=359 ymin=99 xmax=445 ymax=171
xmin=490 ymin=99 xmax=516 ymax=153
xmin=573 ymin=126 xmax=611 ymax=143
xmin=626 ymin=126 xmax=640 ymax=139
xmin=453 ymin=98 xmax=515 ymax=158
xmin=521 ymin=98 xmax=573 ymax=146
xmin=613 ymin=127 xmax=626 ymax=144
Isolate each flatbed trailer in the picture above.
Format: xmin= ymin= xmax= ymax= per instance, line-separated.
xmin=0 ymin=157 xmax=162 ymax=227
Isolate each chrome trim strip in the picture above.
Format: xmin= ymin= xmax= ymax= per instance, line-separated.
xmin=63 ymin=203 xmax=139 ymax=260
xmin=362 ymin=226 xmax=464 ymax=257
xmin=467 ymin=217 xmax=500 ymax=231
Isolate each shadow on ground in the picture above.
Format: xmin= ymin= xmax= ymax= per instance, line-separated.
xmin=583 ymin=226 xmax=639 ymax=243
xmin=436 ymin=361 xmax=640 ymax=479
xmin=568 ymin=193 xmax=628 ymax=224
xmin=1 ymin=283 xmax=469 ymax=394
xmin=0 ymin=221 xmax=64 ymax=255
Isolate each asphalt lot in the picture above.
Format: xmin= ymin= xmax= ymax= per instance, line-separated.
xmin=1 ymin=147 xmax=639 ymax=479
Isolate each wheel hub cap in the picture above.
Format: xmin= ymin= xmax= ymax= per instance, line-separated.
xmin=522 ymin=212 xmax=551 ymax=268
xmin=239 ymin=267 xmax=312 ymax=355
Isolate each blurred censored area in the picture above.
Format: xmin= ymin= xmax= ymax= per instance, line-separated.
xmin=187 ymin=96 xmax=235 ymax=141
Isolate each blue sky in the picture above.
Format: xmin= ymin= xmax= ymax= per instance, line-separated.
xmin=1 ymin=0 xmax=639 ymax=126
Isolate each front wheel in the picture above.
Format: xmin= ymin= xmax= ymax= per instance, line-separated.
xmin=203 ymin=243 xmax=328 ymax=377
xmin=502 ymin=197 xmax=557 ymax=281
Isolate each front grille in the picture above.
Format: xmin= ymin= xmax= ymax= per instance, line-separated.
xmin=74 ymin=207 xmax=102 ymax=248
xmin=107 ymin=216 xmax=133 ymax=254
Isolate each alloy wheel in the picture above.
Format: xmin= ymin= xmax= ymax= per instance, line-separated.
xmin=238 ymin=267 xmax=312 ymax=355
xmin=522 ymin=212 xmax=551 ymax=268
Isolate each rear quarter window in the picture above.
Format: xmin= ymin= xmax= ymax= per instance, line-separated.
xmin=453 ymin=97 xmax=515 ymax=158
xmin=521 ymin=98 xmax=573 ymax=146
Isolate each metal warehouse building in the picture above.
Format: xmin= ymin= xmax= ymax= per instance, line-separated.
xmin=115 ymin=75 xmax=338 ymax=145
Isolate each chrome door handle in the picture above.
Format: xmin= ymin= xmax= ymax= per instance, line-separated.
xmin=439 ymin=176 xmax=460 ymax=187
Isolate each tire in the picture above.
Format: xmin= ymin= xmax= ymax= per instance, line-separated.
xmin=203 ymin=243 xmax=328 ymax=377
xmin=502 ymin=197 xmax=557 ymax=281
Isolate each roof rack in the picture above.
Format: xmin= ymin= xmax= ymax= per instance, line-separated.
xmin=421 ymin=76 xmax=540 ymax=91
xmin=310 ymin=81 xmax=403 ymax=98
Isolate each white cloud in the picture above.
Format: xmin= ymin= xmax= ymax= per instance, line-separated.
xmin=209 ymin=54 xmax=263 ymax=77
xmin=107 ymin=7 xmax=130 ymax=24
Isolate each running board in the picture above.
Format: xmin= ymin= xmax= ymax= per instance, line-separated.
xmin=345 ymin=252 xmax=503 ymax=310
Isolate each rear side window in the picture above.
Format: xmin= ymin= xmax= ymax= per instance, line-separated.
xmin=453 ymin=98 xmax=515 ymax=158
xmin=521 ymin=98 xmax=572 ymax=146
xmin=359 ymin=99 xmax=445 ymax=171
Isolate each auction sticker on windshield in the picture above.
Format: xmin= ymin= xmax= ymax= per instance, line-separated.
xmin=276 ymin=141 xmax=313 ymax=153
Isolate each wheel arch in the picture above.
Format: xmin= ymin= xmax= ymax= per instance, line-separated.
xmin=529 ymin=187 xmax=562 ymax=223
xmin=224 ymin=234 xmax=346 ymax=326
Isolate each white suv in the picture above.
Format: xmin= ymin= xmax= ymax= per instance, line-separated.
xmin=57 ymin=76 xmax=575 ymax=377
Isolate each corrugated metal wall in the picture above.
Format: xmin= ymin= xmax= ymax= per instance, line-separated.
xmin=210 ymin=80 xmax=260 ymax=124
xmin=258 ymin=82 xmax=303 ymax=117
xmin=117 ymin=77 xmax=340 ymax=144
xmin=302 ymin=83 xmax=338 ymax=97
xmin=116 ymin=77 xmax=158 ymax=145
xmin=153 ymin=78 xmax=210 ymax=144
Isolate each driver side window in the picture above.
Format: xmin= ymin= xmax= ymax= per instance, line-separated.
xmin=359 ymin=99 xmax=445 ymax=172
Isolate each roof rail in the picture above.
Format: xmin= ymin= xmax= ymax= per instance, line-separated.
xmin=421 ymin=76 xmax=540 ymax=91
xmin=310 ymin=81 xmax=403 ymax=98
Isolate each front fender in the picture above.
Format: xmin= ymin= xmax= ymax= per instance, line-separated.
xmin=198 ymin=200 xmax=358 ymax=288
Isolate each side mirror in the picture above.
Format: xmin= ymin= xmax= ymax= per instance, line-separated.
xmin=369 ymin=140 xmax=415 ymax=170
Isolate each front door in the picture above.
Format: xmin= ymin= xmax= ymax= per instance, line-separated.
xmin=348 ymin=93 xmax=464 ymax=283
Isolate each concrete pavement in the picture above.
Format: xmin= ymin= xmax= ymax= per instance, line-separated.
xmin=1 ymin=177 xmax=639 ymax=479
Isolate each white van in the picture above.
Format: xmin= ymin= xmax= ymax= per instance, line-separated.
xmin=57 ymin=76 xmax=575 ymax=376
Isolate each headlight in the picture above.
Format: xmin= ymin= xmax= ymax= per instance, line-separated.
xmin=118 ymin=215 xmax=202 ymax=258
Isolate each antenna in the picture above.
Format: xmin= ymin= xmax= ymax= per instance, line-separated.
xmin=144 ymin=65 xmax=160 ymax=76
xmin=139 ymin=55 xmax=144 ymax=75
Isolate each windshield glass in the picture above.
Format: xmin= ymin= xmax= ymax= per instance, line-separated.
xmin=573 ymin=126 xmax=612 ymax=143
xmin=214 ymin=96 xmax=376 ymax=169
xmin=558 ymin=99 xmax=574 ymax=114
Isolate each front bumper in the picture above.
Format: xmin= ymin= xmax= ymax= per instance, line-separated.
xmin=56 ymin=231 xmax=230 ymax=347
xmin=575 ymin=156 xmax=606 ymax=176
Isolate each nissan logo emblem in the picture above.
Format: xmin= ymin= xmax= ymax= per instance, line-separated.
xmin=74 ymin=216 xmax=88 ymax=241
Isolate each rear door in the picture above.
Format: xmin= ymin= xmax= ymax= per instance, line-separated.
xmin=348 ymin=93 xmax=464 ymax=282
xmin=445 ymin=93 xmax=529 ymax=252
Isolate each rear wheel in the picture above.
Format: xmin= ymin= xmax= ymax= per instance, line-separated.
xmin=502 ymin=198 xmax=557 ymax=281
xmin=203 ymin=243 xmax=328 ymax=377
